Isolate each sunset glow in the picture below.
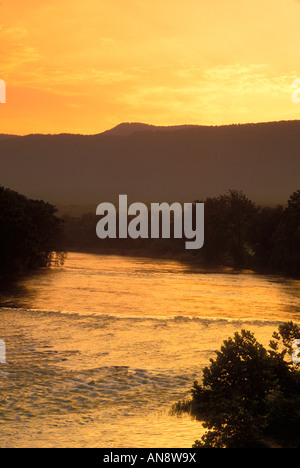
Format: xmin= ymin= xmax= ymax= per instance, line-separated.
xmin=1 ymin=0 xmax=300 ymax=135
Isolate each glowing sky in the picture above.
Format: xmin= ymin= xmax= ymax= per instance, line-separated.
xmin=1 ymin=0 xmax=300 ymax=134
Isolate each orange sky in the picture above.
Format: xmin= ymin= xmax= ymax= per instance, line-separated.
xmin=1 ymin=0 xmax=300 ymax=135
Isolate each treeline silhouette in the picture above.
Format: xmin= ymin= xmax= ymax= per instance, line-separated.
xmin=62 ymin=189 xmax=300 ymax=277
xmin=0 ymin=187 xmax=65 ymax=276
xmin=1 ymin=186 xmax=298 ymax=277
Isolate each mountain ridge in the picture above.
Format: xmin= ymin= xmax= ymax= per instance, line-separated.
xmin=3 ymin=119 xmax=300 ymax=138
xmin=100 ymin=122 xmax=207 ymax=136
xmin=0 ymin=120 xmax=299 ymax=210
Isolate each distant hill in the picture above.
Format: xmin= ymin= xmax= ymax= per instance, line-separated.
xmin=0 ymin=120 xmax=299 ymax=210
xmin=102 ymin=122 xmax=158 ymax=136
xmin=0 ymin=134 xmax=19 ymax=140
xmin=102 ymin=122 xmax=202 ymax=136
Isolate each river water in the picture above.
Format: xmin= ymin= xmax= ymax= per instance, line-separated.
xmin=0 ymin=252 xmax=299 ymax=448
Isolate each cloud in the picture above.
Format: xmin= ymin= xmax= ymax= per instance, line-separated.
xmin=118 ymin=63 xmax=298 ymax=125
xmin=0 ymin=25 xmax=40 ymax=75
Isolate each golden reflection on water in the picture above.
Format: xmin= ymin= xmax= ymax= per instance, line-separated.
xmin=0 ymin=252 xmax=299 ymax=448
xmin=7 ymin=252 xmax=300 ymax=322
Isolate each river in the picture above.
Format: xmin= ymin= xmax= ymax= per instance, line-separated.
xmin=0 ymin=252 xmax=299 ymax=448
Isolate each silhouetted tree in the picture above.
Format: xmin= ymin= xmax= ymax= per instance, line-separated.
xmin=220 ymin=190 xmax=258 ymax=269
xmin=0 ymin=187 xmax=65 ymax=275
xmin=200 ymin=190 xmax=258 ymax=269
xmin=60 ymin=189 xmax=300 ymax=277
xmin=252 ymin=205 xmax=283 ymax=270
xmin=271 ymin=190 xmax=300 ymax=276
xmin=174 ymin=323 xmax=300 ymax=448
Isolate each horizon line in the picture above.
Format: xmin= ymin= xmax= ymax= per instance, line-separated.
xmin=1 ymin=118 xmax=300 ymax=138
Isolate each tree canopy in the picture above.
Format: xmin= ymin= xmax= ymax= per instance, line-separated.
xmin=61 ymin=189 xmax=300 ymax=277
xmin=174 ymin=322 xmax=300 ymax=448
xmin=0 ymin=186 xmax=65 ymax=275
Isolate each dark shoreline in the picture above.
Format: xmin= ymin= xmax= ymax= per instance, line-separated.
xmin=1 ymin=247 xmax=300 ymax=288
xmin=61 ymin=247 xmax=300 ymax=280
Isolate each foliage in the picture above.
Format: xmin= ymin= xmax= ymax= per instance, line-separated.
xmin=202 ymin=190 xmax=258 ymax=269
xmin=271 ymin=190 xmax=300 ymax=276
xmin=175 ymin=323 xmax=300 ymax=448
xmin=0 ymin=186 xmax=65 ymax=275
xmin=61 ymin=189 xmax=300 ymax=277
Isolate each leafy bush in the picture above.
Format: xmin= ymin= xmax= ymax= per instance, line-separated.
xmin=0 ymin=186 xmax=65 ymax=275
xmin=174 ymin=322 xmax=300 ymax=448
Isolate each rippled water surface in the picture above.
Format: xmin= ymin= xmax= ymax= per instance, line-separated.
xmin=0 ymin=253 xmax=299 ymax=447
